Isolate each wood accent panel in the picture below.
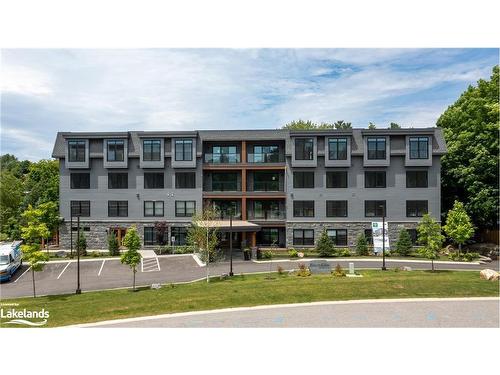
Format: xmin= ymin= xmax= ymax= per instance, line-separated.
xmin=202 ymin=164 xmax=285 ymax=171
xmin=241 ymin=141 xmax=247 ymax=163
xmin=250 ymin=232 xmax=257 ymax=247
xmin=242 ymin=197 xmax=247 ymax=220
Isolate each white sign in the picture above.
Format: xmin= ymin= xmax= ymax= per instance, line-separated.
xmin=171 ymin=236 xmax=175 ymax=244
xmin=371 ymin=221 xmax=390 ymax=254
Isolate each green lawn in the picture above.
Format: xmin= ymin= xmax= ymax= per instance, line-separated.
xmin=1 ymin=270 xmax=497 ymax=327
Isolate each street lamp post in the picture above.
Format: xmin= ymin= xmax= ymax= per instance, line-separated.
xmin=76 ymin=215 xmax=82 ymax=294
xmin=70 ymin=215 xmax=73 ymax=257
xmin=380 ymin=204 xmax=387 ymax=271
xmin=229 ymin=212 xmax=234 ymax=276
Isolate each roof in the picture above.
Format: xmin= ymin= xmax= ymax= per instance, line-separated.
xmin=51 ymin=127 xmax=447 ymax=158
xmin=198 ymin=220 xmax=261 ymax=232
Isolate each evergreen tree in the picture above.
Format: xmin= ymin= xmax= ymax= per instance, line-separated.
xmin=355 ymin=233 xmax=369 ymax=256
xmin=316 ymin=228 xmax=334 ymax=257
xmin=395 ymin=228 xmax=413 ymax=256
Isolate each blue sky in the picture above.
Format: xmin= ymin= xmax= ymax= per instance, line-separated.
xmin=1 ymin=48 xmax=498 ymax=161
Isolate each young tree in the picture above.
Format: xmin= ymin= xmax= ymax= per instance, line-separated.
xmin=187 ymin=206 xmax=220 ymax=282
xmin=20 ymin=205 xmax=50 ymax=297
xmin=395 ymin=228 xmax=413 ymax=256
xmin=121 ymin=226 xmax=142 ymax=291
xmin=444 ymin=200 xmax=474 ymax=257
xmin=316 ymin=228 xmax=334 ymax=257
xmin=107 ymin=231 xmax=120 ymax=256
xmin=437 ymin=65 xmax=499 ymax=228
xmin=355 ymin=233 xmax=369 ymax=256
xmin=38 ymin=201 xmax=60 ymax=249
xmin=417 ymin=214 xmax=445 ymax=271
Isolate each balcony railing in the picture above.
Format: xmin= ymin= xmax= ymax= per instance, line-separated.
xmin=252 ymin=181 xmax=281 ymax=192
xmin=210 ymin=182 xmax=241 ymax=192
xmin=247 ymin=153 xmax=284 ymax=163
xmin=204 ymin=153 xmax=240 ymax=164
xmin=248 ymin=211 xmax=286 ymax=220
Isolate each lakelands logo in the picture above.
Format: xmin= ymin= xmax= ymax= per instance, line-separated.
xmin=1 ymin=307 xmax=49 ymax=326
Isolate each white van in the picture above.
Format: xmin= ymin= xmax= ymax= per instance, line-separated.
xmin=0 ymin=241 xmax=23 ymax=282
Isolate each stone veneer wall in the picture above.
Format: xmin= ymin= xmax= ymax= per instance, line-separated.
xmin=285 ymin=221 xmax=420 ymax=250
xmin=59 ymin=221 xmax=191 ymax=250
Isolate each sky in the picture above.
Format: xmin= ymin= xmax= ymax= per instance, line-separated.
xmin=1 ymin=48 xmax=498 ymax=161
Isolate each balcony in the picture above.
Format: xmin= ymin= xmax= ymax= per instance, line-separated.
xmin=248 ymin=210 xmax=286 ymax=221
xmin=204 ymin=153 xmax=240 ymax=164
xmin=252 ymin=181 xmax=281 ymax=192
xmin=210 ymin=182 xmax=242 ymax=192
xmin=247 ymin=153 xmax=284 ymax=163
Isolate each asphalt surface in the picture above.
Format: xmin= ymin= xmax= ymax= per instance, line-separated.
xmin=0 ymin=254 xmax=497 ymax=299
xmin=78 ymin=298 xmax=500 ymax=328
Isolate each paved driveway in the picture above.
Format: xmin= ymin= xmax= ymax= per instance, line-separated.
xmin=0 ymin=255 xmax=496 ymax=299
xmin=73 ymin=297 xmax=500 ymax=328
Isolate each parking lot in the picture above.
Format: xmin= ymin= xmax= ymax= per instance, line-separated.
xmin=0 ymin=254 xmax=493 ymax=299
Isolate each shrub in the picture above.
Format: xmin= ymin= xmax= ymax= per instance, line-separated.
xmin=316 ymin=228 xmax=335 ymax=257
xmin=288 ymin=249 xmax=298 ymax=258
xmin=395 ymin=228 xmax=413 ymax=256
xmin=90 ymin=251 xmax=101 ymax=257
xmin=296 ymin=263 xmax=311 ymax=277
xmin=462 ymin=252 xmax=480 ymax=262
xmin=336 ymin=247 xmax=351 ymax=257
xmin=333 ymin=263 xmax=346 ymax=277
xmin=355 ymin=233 xmax=369 ymax=256
xmin=448 ymin=252 xmax=461 ymax=261
xmin=107 ymin=232 xmax=120 ymax=256
xmin=76 ymin=232 xmax=87 ymax=256
xmin=263 ymin=250 xmax=273 ymax=259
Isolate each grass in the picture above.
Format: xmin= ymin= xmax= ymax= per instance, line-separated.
xmin=0 ymin=270 xmax=497 ymax=327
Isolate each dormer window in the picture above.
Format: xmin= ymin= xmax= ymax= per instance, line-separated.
xmin=107 ymin=140 xmax=125 ymax=162
xmin=143 ymin=140 xmax=161 ymax=161
xmin=409 ymin=137 xmax=429 ymax=159
xmin=328 ymin=138 xmax=348 ymax=160
xmin=295 ymin=138 xmax=314 ymax=160
xmin=175 ymin=139 xmax=193 ymax=161
xmin=367 ymin=137 xmax=386 ymax=160
xmin=68 ymin=140 xmax=86 ymax=162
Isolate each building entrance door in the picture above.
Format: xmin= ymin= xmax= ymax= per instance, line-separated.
xmin=110 ymin=227 xmax=127 ymax=247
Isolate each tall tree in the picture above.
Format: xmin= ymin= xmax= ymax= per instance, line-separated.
xmin=0 ymin=171 xmax=23 ymax=238
xmin=22 ymin=159 xmax=59 ymax=210
xmin=368 ymin=122 xmax=377 ymax=129
xmin=20 ymin=205 xmax=50 ymax=297
xmin=417 ymin=214 xmax=445 ymax=271
xmin=0 ymin=154 xmax=31 ymax=178
xmin=282 ymin=120 xmax=319 ymax=130
xmin=437 ymin=65 xmax=499 ymax=228
xmin=444 ymin=200 xmax=474 ymax=257
xmin=121 ymin=226 xmax=142 ymax=291
xmin=333 ymin=120 xmax=352 ymax=129
xmin=389 ymin=122 xmax=401 ymax=129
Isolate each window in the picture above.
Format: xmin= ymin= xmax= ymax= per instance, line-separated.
xmin=260 ymin=228 xmax=279 ymax=245
xmin=212 ymin=172 xmax=239 ymax=191
xmin=295 ymin=138 xmax=314 ymax=160
xmin=293 ymin=229 xmax=314 ymax=245
xmin=212 ymin=200 xmax=241 ymax=219
xmin=108 ymin=201 xmax=128 ymax=217
xmin=108 ymin=173 xmax=128 ymax=189
xmin=176 ymin=172 xmax=196 ymax=189
xmin=328 ymin=138 xmax=348 ymax=160
xmin=406 ymin=170 xmax=428 ymax=188
xmin=364 ymin=229 xmax=373 ymax=245
xmin=367 ymin=137 xmax=386 ymax=160
xmin=144 ymin=227 xmax=167 ymax=246
xmin=407 ymin=229 xmax=418 ymax=244
xmin=293 ymin=201 xmax=314 ymax=217
xmin=327 ymin=229 xmax=348 ymax=246
xmin=175 ymin=139 xmax=193 ymax=161
xmin=253 ymin=171 xmax=280 ymax=191
xmin=144 ymin=201 xmax=164 ymax=217
xmin=251 ymin=145 xmax=279 ymax=163
xmin=143 ymin=140 xmax=161 ymax=161
xmin=326 ymin=201 xmax=348 ymax=217
xmin=409 ymin=137 xmax=429 ymax=159
xmin=365 ymin=171 xmax=386 ymax=188
xmin=175 ymin=201 xmax=196 ymax=217
xmin=293 ymin=171 xmax=314 ymax=188
xmin=107 ymin=140 xmax=125 ymax=162
xmin=406 ymin=200 xmax=428 ymax=217
xmin=326 ymin=171 xmax=348 ymax=188
xmin=70 ymin=201 xmax=90 ymax=217
xmin=68 ymin=140 xmax=86 ymax=162
xmin=365 ymin=200 xmax=386 ymax=217
xmin=208 ymin=145 xmax=239 ymax=163
xmin=70 ymin=173 xmax=90 ymax=189
xmin=144 ymin=172 xmax=164 ymax=189
xmin=171 ymin=227 xmax=188 ymax=245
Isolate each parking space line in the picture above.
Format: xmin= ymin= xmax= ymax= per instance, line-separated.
xmin=57 ymin=262 xmax=71 ymax=279
xmin=156 ymin=257 xmax=161 ymax=271
xmin=98 ymin=259 xmax=106 ymax=276
xmin=14 ymin=266 xmax=31 ymax=282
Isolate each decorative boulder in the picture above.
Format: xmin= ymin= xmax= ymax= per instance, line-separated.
xmin=402 ymin=266 xmax=412 ymax=271
xmin=479 ymin=269 xmax=500 ymax=281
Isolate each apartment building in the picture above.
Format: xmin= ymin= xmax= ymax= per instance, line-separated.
xmin=51 ymin=128 xmax=447 ymax=250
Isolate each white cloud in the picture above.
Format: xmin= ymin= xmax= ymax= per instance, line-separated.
xmin=0 ymin=64 xmax=52 ymax=96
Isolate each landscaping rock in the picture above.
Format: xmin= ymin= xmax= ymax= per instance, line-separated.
xmin=478 ymin=255 xmax=492 ymax=263
xmin=401 ymin=266 xmax=412 ymax=271
xmin=479 ymin=269 xmax=500 ymax=281
xmin=443 ymin=244 xmax=455 ymax=255
xmin=55 ymin=251 xmax=67 ymax=257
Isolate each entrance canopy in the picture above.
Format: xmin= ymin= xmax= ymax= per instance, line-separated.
xmin=198 ymin=220 xmax=261 ymax=232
